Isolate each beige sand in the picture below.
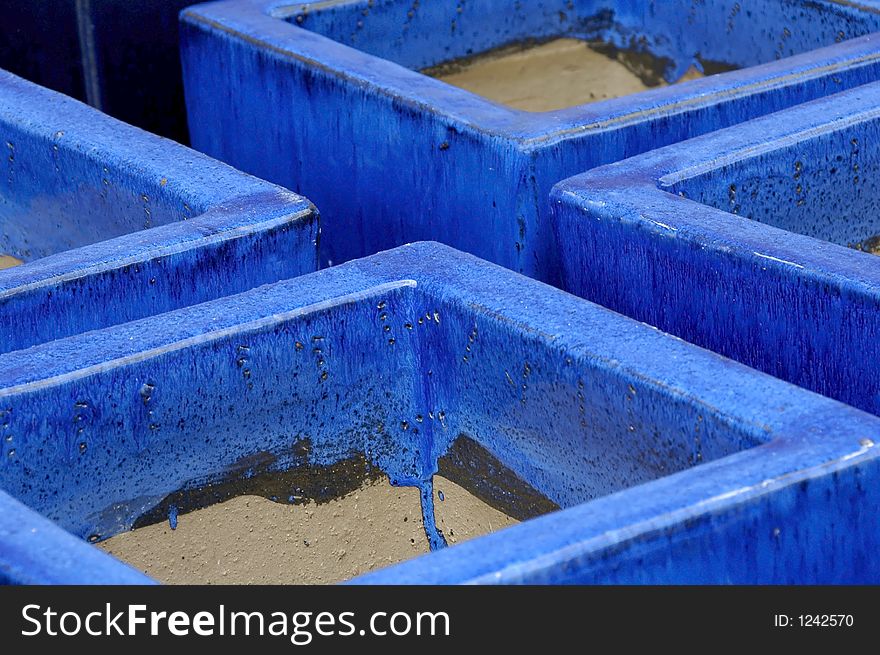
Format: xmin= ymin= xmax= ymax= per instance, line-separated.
xmin=0 ymin=255 xmax=22 ymax=270
xmin=99 ymin=474 xmax=517 ymax=584
xmin=433 ymin=474 xmax=517 ymax=545
xmin=433 ymin=38 xmax=703 ymax=112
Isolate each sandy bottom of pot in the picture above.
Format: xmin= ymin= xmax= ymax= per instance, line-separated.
xmin=431 ymin=37 xmax=705 ymax=112
xmin=0 ymin=255 xmax=23 ymax=270
xmin=99 ymin=474 xmax=517 ymax=584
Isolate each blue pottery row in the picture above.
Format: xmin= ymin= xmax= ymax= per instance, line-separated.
xmin=0 ymin=0 xmax=197 ymax=142
xmin=182 ymin=0 xmax=880 ymax=282
xmin=1 ymin=243 xmax=878 ymax=584
xmin=0 ymin=70 xmax=319 ymax=353
xmin=554 ymin=80 xmax=880 ymax=419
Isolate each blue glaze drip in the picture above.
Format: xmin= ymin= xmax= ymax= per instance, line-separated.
xmin=3 ymin=243 xmax=880 ymax=584
xmin=167 ymin=505 xmax=178 ymax=531
xmin=419 ymin=481 xmax=447 ymax=551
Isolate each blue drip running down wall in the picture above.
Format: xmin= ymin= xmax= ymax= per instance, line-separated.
xmin=2 ymin=243 xmax=879 ymax=584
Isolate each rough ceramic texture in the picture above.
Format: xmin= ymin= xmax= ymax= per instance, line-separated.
xmin=553 ymin=81 xmax=880 ymax=419
xmin=0 ymin=70 xmax=319 ymax=353
xmin=0 ymin=0 xmax=196 ymax=142
xmin=1 ymin=243 xmax=878 ymax=584
xmin=182 ymin=0 xmax=880 ymax=283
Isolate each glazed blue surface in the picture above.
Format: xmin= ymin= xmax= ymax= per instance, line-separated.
xmin=0 ymin=0 xmax=197 ymax=142
xmin=0 ymin=490 xmax=152 ymax=585
xmin=0 ymin=70 xmax=319 ymax=353
xmin=182 ymin=0 xmax=880 ymax=283
xmin=1 ymin=243 xmax=878 ymax=584
xmin=554 ymin=81 xmax=880 ymax=418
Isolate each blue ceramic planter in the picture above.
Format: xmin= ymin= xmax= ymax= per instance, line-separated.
xmin=0 ymin=0 xmax=197 ymax=142
xmin=554 ymin=80 xmax=880 ymax=418
xmin=182 ymin=0 xmax=880 ymax=283
xmin=2 ymin=243 xmax=878 ymax=584
xmin=0 ymin=71 xmax=319 ymax=353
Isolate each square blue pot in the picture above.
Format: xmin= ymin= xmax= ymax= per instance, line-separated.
xmin=182 ymin=0 xmax=880 ymax=283
xmin=554 ymin=80 xmax=880 ymax=418
xmin=0 ymin=71 xmax=319 ymax=353
xmin=2 ymin=243 xmax=878 ymax=584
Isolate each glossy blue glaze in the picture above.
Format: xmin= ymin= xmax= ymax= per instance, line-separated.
xmin=1 ymin=243 xmax=878 ymax=584
xmin=182 ymin=0 xmax=880 ymax=283
xmin=0 ymin=70 xmax=319 ymax=353
xmin=553 ymin=81 xmax=880 ymax=419
xmin=0 ymin=0 xmax=197 ymax=142
xmin=0 ymin=489 xmax=153 ymax=585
